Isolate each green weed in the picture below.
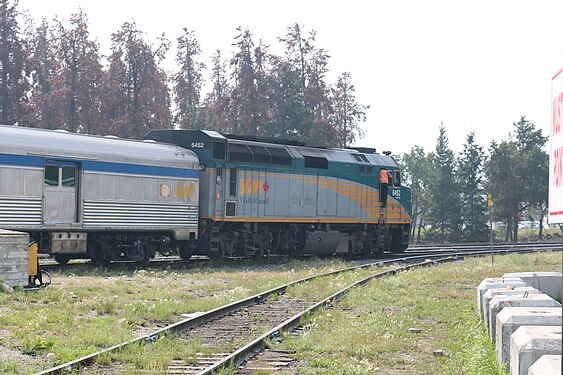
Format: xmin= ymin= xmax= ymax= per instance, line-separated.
xmin=22 ymin=336 xmax=54 ymax=355
xmin=282 ymin=252 xmax=561 ymax=374
xmin=0 ymin=360 xmax=22 ymax=374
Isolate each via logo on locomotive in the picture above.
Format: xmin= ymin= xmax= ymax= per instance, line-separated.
xmin=240 ymin=178 xmax=270 ymax=195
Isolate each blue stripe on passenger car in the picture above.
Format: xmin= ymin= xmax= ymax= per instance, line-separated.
xmin=0 ymin=153 xmax=44 ymax=167
xmin=0 ymin=153 xmax=198 ymax=179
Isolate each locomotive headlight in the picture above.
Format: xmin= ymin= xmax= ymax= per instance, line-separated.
xmin=199 ymin=163 xmax=206 ymax=171
xmin=216 ymin=176 xmax=222 ymax=185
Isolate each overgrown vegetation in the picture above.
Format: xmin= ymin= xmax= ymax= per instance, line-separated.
xmin=403 ymin=118 xmax=551 ymax=244
xmin=1 ymin=0 xmax=366 ymax=147
xmin=282 ymin=252 xmax=561 ymax=374
xmin=0 ymin=253 xmax=560 ymax=373
xmin=0 ymin=258 xmax=351 ymax=373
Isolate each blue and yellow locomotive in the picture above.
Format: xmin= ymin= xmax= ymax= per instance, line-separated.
xmin=146 ymin=130 xmax=412 ymax=258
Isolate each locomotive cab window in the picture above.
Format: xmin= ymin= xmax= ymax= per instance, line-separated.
xmin=44 ymin=165 xmax=58 ymax=186
xmin=393 ymin=170 xmax=401 ymax=187
xmin=61 ymin=166 xmax=76 ymax=187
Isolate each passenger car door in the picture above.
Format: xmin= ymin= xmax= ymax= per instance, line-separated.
xmin=43 ymin=161 xmax=79 ymax=224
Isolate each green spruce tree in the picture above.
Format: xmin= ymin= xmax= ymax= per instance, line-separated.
xmin=426 ymin=124 xmax=462 ymax=242
xmin=457 ymin=132 xmax=489 ymax=242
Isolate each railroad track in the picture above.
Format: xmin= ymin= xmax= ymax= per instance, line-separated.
xmin=38 ymin=241 xmax=562 ymax=272
xmin=35 ymin=244 xmax=560 ymax=374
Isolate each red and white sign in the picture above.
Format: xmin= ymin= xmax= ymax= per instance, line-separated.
xmin=549 ymin=67 xmax=563 ymax=224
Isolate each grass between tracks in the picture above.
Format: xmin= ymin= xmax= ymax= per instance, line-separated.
xmin=280 ymin=251 xmax=562 ymax=374
xmin=0 ymin=252 xmax=561 ymax=374
xmin=0 ymin=257 xmax=362 ymax=374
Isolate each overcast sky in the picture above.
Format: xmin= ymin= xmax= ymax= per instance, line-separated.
xmin=17 ymin=0 xmax=563 ymax=155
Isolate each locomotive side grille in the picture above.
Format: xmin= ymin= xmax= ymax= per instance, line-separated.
xmin=83 ymin=200 xmax=198 ymax=227
xmin=0 ymin=198 xmax=42 ymax=225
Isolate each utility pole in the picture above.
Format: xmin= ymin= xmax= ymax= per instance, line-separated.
xmin=488 ymin=194 xmax=494 ymax=263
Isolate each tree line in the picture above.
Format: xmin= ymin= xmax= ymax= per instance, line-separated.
xmin=401 ymin=117 xmax=550 ymax=244
xmin=0 ymin=0 xmax=367 ymax=147
xmin=1 ymin=1 xmax=553 ymax=244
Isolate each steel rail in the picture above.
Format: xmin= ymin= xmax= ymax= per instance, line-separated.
xmin=196 ymin=256 xmax=461 ymax=374
xmin=33 ymin=255 xmax=402 ymax=374
xmin=197 ymin=245 xmax=562 ymax=374
xmin=34 ymin=245 xmax=559 ymax=374
xmin=408 ymin=241 xmax=561 ymax=251
xmin=402 ymin=244 xmax=563 ymax=258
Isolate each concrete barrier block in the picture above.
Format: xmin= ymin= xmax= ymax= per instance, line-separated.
xmin=503 ymin=272 xmax=537 ymax=288
xmin=482 ymin=287 xmax=541 ymax=335
xmin=495 ymin=307 xmax=562 ymax=368
xmin=527 ymin=354 xmax=562 ymax=375
xmin=510 ymin=325 xmax=561 ymax=375
xmin=488 ymin=294 xmax=561 ymax=341
xmin=503 ymin=272 xmax=563 ymax=301
xmin=477 ymin=278 xmax=526 ymax=318
xmin=535 ymin=272 xmax=562 ymax=302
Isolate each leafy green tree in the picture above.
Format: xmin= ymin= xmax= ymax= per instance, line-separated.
xmin=457 ymin=132 xmax=489 ymax=242
xmin=514 ymin=117 xmax=549 ymax=229
xmin=426 ymin=124 xmax=462 ymax=242
xmin=0 ymin=0 xmax=28 ymax=125
xmin=401 ymin=146 xmax=431 ymax=243
xmin=485 ymin=140 xmax=517 ymax=241
xmin=265 ymin=60 xmax=312 ymax=139
xmin=102 ymin=21 xmax=171 ymax=138
xmin=173 ymin=28 xmax=205 ymax=129
xmin=485 ymin=117 xmax=547 ymax=242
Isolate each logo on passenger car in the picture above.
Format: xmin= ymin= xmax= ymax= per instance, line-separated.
xmin=160 ymin=184 xmax=171 ymax=197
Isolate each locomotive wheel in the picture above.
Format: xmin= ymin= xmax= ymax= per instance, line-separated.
xmin=53 ymin=254 xmax=71 ymax=265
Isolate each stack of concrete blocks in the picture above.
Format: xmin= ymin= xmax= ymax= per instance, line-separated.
xmin=476 ymin=272 xmax=562 ymax=375
xmin=0 ymin=229 xmax=29 ymax=287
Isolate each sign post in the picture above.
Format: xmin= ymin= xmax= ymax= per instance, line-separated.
xmin=549 ymin=68 xmax=563 ymax=225
xmin=488 ymin=193 xmax=494 ymax=263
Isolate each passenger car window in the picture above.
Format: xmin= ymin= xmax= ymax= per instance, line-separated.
xmin=62 ymin=166 xmax=76 ymax=187
xmin=44 ymin=165 xmax=59 ymax=186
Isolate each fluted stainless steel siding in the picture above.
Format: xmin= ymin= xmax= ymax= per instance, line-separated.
xmin=83 ymin=200 xmax=198 ymax=228
xmin=0 ymin=197 xmax=42 ymax=225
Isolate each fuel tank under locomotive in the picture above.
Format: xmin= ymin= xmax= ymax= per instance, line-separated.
xmin=297 ymin=230 xmax=341 ymax=255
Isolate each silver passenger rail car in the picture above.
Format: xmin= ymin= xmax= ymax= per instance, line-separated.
xmin=0 ymin=125 xmax=199 ymax=264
